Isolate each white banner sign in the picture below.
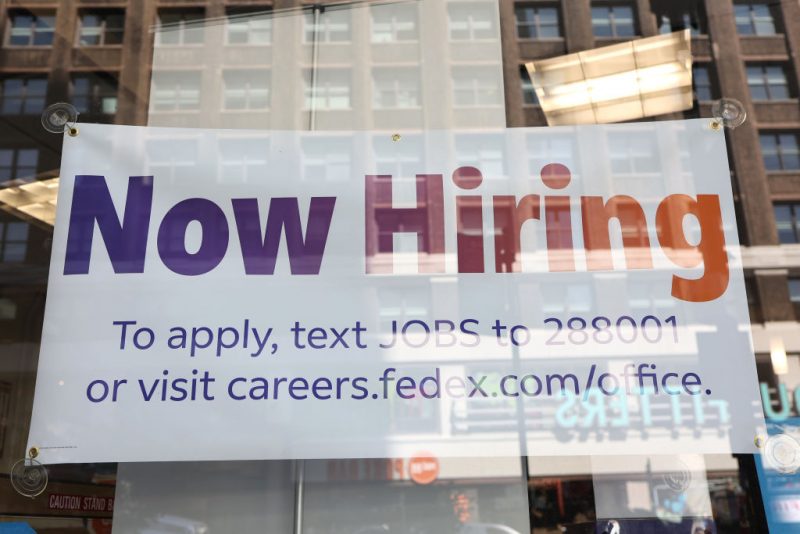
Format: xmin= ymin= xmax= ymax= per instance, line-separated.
xmin=28 ymin=121 xmax=765 ymax=463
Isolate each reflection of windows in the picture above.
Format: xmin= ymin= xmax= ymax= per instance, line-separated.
xmin=78 ymin=10 xmax=125 ymax=46
xmin=515 ymin=4 xmax=560 ymax=39
xmin=591 ymin=2 xmax=636 ymax=38
xmin=371 ymin=4 xmax=418 ymax=42
xmin=304 ymin=9 xmax=351 ymax=43
xmin=301 ymin=137 xmax=351 ymax=182
xmin=629 ymin=280 xmax=675 ymax=310
xmin=151 ymin=71 xmax=201 ymax=111
xmin=304 ymin=69 xmax=351 ymax=110
xmin=447 ymin=2 xmax=497 ymax=41
xmin=225 ymin=7 xmax=271 ymax=44
xmin=223 ymin=70 xmax=270 ymax=110
xmin=734 ymin=2 xmax=777 ymax=36
xmin=789 ymin=278 xmax=800 ymax=318
xmin=541 ymin=284 xmax=592 ymax=314
xmin=220 ymin=138 xmax=269 ymax=182
xmin=526 ymin=135 xmax=576 ymax=174
xmin=455 ymin=135 xmax=504 ymax=177
xmin=452 ymin=66 xmax=502 ymax=107
xmin=156 ymin=9 xmax=205 ymax=45
xmin=692 ymin=64 xmax=716 ymax=102
xmin=747 ymin=64 xmax=793 ymax=101
xmin=146 ymin=139 xmax=198 ymax=180
xmin=0 ymin=222 xmax=29 ymax=262
xmin=761 ymin=133 xmax=800 ymax=171
xmin=658 ymin=11 xmax=704 ymax=35
xmin=8 ymin=10 xmax=55 ymax=46
xmin=609 ymin=134 xmax=659 ymax=175
xmin=377 ymin=287 xmax=430 ymax=334
xmin=373 ymin=136 xmax=423 ymax=178
xmin=71 ymin=73 xmax=118 ymax=114
xmin=372 ymin=68 xmax=421 ymax=109
xmin=520 ymin=65 xmax=538 ymax=105
xmin=0 ymin=148 xmax=38 ymax=183
xmin=774 ymin=203 xmax=800 ymax=243
xmin=0 ymin=76 xmax=47 ymax=115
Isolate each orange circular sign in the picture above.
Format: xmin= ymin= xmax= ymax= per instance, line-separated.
xmin=408 ymin=454 xmax=439 ymax=485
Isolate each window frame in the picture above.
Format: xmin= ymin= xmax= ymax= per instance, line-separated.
xmin=156 ymin=8 xmax=206 ymax=46
xmin=371 ymin=67 xmax=422 ymax=110
xmin=734 ymin=1 xmax=779 ymax=36
xmin=514 ymin=3 xmax=562 ymax=40
xmin=0 ymin=147 xmax=39 ymax=184
xmin=6 ymin=10 xmax=56 ymax=47
xmin=225 ymin=7 xmax=273 ymax=45
xmin=746 ymin=63 xmax=795 ymax=101
xmin=591 ymin=2 xmax=638 ymax=39
xmin=76 ymin=9 xmax=125 ymax=47
xmin=0 ymin=75 xmax=48 ymax=115
xmin=221 ymin=70 xmax=271 ymax=111
xmin=447 ymin=2 xmax=498 ymax=42
xmin=69 ymin=72 xmax=120 ymax=115
xmin=760 ymin=132 xmax=800 ymax=172
xmin=150 ymin=71 xmax=203 ymax=112
xmin=370 ymin=4 xmax=419 ymax=43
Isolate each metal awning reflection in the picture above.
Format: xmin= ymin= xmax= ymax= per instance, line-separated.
xmin=526 ymin=30 xmax=693 ymax=126
xmin=0 ymin=177 xmax=59 ymax=227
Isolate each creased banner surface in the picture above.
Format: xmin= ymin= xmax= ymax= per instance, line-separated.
xmin=28 ymin=121 xmax=765 ymax=463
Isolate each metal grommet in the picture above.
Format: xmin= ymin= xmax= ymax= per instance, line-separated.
xmin=28 ymin=447 xmax=39 ymax=459
xmin=710 ymin=120 xmax=721 ymax=131
xmin=391 ymin=133 xmax=401 ymax=142
xmin=68 ymin=127 xmax=79 ymax=137
xmin=755 ymin=435 xmax=766 ymax=448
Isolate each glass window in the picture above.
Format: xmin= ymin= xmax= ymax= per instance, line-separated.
xmin=591 ymin=2 xmax=636 ymax=38
xmin=304 ymin=69 xmax=351 ymax=110
xmin=734 ymin=1 xmax=777 ymax=35
xmin=304 ymin=9 xmax=351 ymax=43
xmin=0 ymin=148 xmax=39 ymax=183
xmin=8 ymin=10 xmax=55 ymax=46
xmin=222 ymin=70 xmax=270 ymax=110
xmin=658 ymin=11 xmax=704 ymax=35
xmin=372 ymin=68 xmax=421 ymax=109
xmin=747 ymin=63 xmax=794 ymax=100
xmin=774 ymin=203 xmax=800 ymax=243
xmin=520 ymin=65 xmax=538 ymax=105
xmin=225 ymin=7 xmax=272 ymax=45
xmin=760 ymin=132 xmax=800 ymax=171
xmin=370 ymin=4 xmax=418 ymax=43
xmin=70 ymin=73 xmax=119 ymax=114
xmin=692 ymin=64 xmax=716 ymax=101
xmin=447 ymin=2 xmax=497 ymax=41
xmin=150 ymin=71 xmax=202 ymax=111
xmin=789 ymin=278 xmax=800 ymax=317
xmin=78 ymin=9 xmax=125 ymax=46
xmin=452 ymin=66 xmax=502 ymax=107
xmin=0 ymin=76 xmax=47 ymax=115
xmin=156 ymin=9 xmax=205 ymax=45
xmin=0 ymin=221 xmax=29 ymax=263
xmin=515 ymin=4 xmax=561 ymax=39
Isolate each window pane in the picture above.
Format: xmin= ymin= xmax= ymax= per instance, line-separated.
xmin=774 ymin=205 xmax=796 ymax=243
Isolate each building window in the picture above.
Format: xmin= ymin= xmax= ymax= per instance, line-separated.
xmin=447 ymin=2 xmax=497 ymax=41
xmin=774 ymin=203 xmax=800 ymax=243
xmin=452 ymin=67 xmax=502 ymax=107
xmin=371 ymin=4 xmax=418 ymax=43
xmin=515 ymin=4 xmax=560 ymax=39
xmin=156 ymin=9 xmax=205 ymax=46
xmin=304 ymin=9 xmax=351 ymax=43
xmin=70 ymin=73 xmax=118 ymax=115
xmin=0 ymin=222 xmax=28 ymax=262
xmin=692 ymin=64 xmax=716 ymax=102
xmin=220 ymin=138 xmax=269 ymax=183
xmin=761 ymin=133 xmax=800 ymax=171
xmin=226 ymin=7 xmax=272 ymax=44
xmin=788 ymin=278 xmax=800 ymax=317
xmin=591 ymin=2 xmax=636 ymax=38
xmin=78 ymin=10 xmax=125 ymax=46
xmin=520 ymin=65 xmax=538 ymax=105
xmin=372 ymin=68 xmax=421 ymax=109
xmin=150 ymin=71 xmax=201 ymax=111
xmin=734 ymin=2 xmax=777 ymax=35
xmin=0 ymin=148 xmax=38 ymax=183
xmin=747 ymin=63 xmax=794 ymax=101
xmin=304 ymin=69 xmax=351 ymax=110
xmin=609 ymin=133 xmax=660 ymax=175
xmin=0 ymin=76 xmax=47 ymax=115
xmin=7 ymin=10 xmax=55 ymax=46
xmin=658 ymin=12 xmax=704 ymax=35
xmin=223 ymin=70 xmax=270 ymax=110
